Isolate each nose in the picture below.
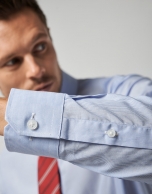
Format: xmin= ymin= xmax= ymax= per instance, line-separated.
xmin=25 ymin=55 xmax=45 ymax=79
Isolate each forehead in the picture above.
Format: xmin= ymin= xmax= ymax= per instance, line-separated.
xmin=0 ymin=9 xmax=48 ymax=60
xmin=0 ymin=8 xmax=46 ymax=33
xmin=0 ymin=8 xmax=47 ymax=47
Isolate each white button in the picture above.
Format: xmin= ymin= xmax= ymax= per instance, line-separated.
xmin=27 ymin=119 xmax=38 ymax=130
xmin=105 ymin=129 xmax=117 ymax=138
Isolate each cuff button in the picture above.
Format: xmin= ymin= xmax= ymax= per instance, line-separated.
xmin=27 ymin=113 xmax=38 ymax=130
xmin=105 ymin=129 xmax=117 ymax=138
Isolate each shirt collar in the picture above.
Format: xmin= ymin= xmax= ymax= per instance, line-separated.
xmin=60 ymin=71 xmax=78 ymax=95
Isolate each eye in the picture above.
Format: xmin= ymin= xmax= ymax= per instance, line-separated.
xmin=5 ymin=58 xmax=21 ymax=66
xmin=34 ymin=43 xmax=46 ymax=53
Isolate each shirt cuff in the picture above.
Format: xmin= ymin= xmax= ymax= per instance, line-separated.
xmin=4 ymin=88 xmax=65 ymax=158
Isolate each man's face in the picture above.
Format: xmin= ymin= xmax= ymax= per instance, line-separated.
xmin=0 ymin=9 xmax=61 ymax=97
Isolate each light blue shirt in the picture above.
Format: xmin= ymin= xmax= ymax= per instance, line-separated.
xmin=0 ymin=72 xmax=152 ymax=194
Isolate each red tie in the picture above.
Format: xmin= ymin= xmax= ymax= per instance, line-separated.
xmin=38 ymin=157 xmax=61 ymax=194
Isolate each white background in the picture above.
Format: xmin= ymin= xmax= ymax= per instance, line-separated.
xmin=0 ymin=0 xmax=152 ymax=150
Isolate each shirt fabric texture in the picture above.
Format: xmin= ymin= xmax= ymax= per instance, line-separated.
xmin=0 ymin=71 xmax=152 ymax=194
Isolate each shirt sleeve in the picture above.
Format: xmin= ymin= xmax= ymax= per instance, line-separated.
xmin=4 ymin=88 xmax=152 ymax=184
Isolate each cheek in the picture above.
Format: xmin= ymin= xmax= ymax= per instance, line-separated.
xmin=43 ymin=53 xmax=61 ymax=92
xmin=44 ymin=44 xmax=59 ymax=67
xmin=0 ymin=74 xmax=12 ymax=97
xmin=44 ymin=52 xmax=59 ymax=73
xmin=0 ymin=72 xmax=26 ymax=97
xmin=0 ymin=71 xmax=23 ymax=91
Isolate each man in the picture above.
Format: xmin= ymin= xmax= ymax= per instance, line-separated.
xmin=0 ymin=0 xmax=152 ymax=193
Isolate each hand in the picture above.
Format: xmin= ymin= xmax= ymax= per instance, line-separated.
xmin=0 ymin=98 xmax=8 ymax=136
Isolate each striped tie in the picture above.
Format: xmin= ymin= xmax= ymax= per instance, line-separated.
xmin=38 ymin=157 xmax=61 ymax=194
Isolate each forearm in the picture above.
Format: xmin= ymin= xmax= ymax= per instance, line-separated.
xmin=4 ymin=89 xmax=152 ymax=183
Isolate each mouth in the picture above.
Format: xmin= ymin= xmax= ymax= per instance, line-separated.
xmin=35 ymin=81 xmax=53 ymax=91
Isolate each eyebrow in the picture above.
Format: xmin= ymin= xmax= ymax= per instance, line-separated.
xmin=30 ymin=32 xmax=48 ymax=45
xmin=0 ymin=32 xmax=48 ymax=62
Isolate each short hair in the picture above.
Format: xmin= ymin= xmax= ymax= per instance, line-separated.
xmin=0 ymin=0 xmax=47 ymax=26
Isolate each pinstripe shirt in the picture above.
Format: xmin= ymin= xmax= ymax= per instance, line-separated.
xmin=1 ymin=71 xmax=152 ymax=193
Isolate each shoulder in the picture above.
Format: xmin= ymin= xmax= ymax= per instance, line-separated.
xmin=77 ymin=74 xmax=152 ymax=97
